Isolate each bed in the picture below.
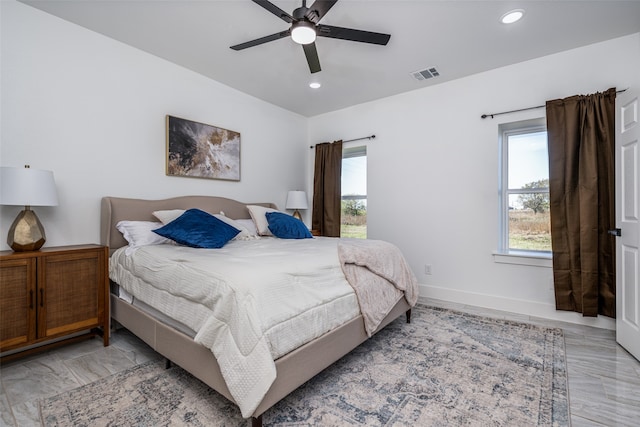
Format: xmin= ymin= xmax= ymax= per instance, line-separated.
xmin=101 ymin=195 xmax=417 ymax=426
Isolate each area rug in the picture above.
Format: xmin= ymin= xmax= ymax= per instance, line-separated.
xmin=40 ymin=305 xmax=569 ymax=426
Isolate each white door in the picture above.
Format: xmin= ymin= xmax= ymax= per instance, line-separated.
xmin=616 ymin=88 xmax=640 ymax=361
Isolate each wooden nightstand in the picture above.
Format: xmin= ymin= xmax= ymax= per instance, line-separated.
xmin=0 ymin=244 xmax=109 ymax=362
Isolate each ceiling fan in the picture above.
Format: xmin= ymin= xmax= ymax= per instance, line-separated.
xmin=230 ymin=0 xmax=391 ymax=74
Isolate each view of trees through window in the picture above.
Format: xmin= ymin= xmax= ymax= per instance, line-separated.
xmin=506 ymin=129 xmax=551 ymax=252
xmin=341 ymin=147 xmax=367 ymax=238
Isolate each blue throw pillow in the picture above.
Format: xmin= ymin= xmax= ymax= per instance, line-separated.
xmin=266 ymin=212 xmax=313 ymax=239
xmin=153 ymin=208 xmax=240 ymax=248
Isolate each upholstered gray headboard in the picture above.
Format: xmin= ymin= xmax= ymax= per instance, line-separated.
xmin=101 ymin=196 xmax=277 ymax=253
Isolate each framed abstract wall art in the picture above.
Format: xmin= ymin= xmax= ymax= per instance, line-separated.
xmin=166 ymin=115 xmax=240 ymax=181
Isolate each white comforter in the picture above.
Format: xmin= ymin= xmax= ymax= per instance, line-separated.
xmin=109 ymin=237 xmax=360 ymax=418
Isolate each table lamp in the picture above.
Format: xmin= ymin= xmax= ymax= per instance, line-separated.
xmin=0 ymin=165 xmax=59 ymax=251
xmin=285 ymin=190 xmax=308 ymax=220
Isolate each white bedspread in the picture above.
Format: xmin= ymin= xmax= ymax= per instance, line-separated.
xmin=109 ymin=237 xmax=360 ymax=418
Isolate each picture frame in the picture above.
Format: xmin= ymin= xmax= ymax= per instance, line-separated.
xmin=166 ymin=115 xmax=240 ymax=181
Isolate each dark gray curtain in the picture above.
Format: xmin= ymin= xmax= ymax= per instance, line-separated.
xmin=546 ymin=88 xmax=616 ymax=317
xmin=312 ymin=141 xmax=343 ymax=237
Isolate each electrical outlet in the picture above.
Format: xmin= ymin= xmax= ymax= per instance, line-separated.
xmin=424 ymin=264 xmax=432 ymax=275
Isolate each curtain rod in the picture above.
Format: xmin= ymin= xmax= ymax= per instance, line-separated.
xmin=480 ymin=88 xmax=628 ymax=119
xmin=310 ymin=134 xmax=375 ymax=149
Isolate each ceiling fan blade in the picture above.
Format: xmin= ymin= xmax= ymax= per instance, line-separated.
xmin=306 ymin=0 xmax=338 ymax=23
xmin=302 ymin=43 xmax=321 ymax=73
xmin=252 ymin=0 xmax=293 ymax=23
xmin=318 ymin=24 xmax=390 ymax=45
xmin=230 ymin=30 xmax=290 ymax=50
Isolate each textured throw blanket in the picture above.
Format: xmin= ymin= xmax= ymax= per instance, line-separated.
xmin=338 ymin=239 xmax=419 ymax=335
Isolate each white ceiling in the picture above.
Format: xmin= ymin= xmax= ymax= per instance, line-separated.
xmin=21 ymin=0 xmax=640 ymax=117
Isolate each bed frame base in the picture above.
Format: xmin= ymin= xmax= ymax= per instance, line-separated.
xmin=112 ymin=294 xmax=410 ymax=425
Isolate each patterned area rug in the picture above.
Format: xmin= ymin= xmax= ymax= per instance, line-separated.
xmin=40 ymin=305 xmax=569 ymax=426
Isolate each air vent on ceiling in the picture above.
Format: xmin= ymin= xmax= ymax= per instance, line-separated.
xmin=411 ymin=66 xmax=440 ymax=81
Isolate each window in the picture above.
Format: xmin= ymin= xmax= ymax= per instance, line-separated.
xmin=499 ymin=118 xmax=551 ymax=255
xmin=341 ymin=146 xmax=367 ymax=238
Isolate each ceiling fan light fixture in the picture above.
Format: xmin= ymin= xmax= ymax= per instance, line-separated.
xmin=291 ymin=20 xmax=316 ymax=45
xmin=230 ymin=0 xmax=391 ymax=74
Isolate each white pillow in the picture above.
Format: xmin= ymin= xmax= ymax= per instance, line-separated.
xmin=246 ymin=205 xmax=280 ymax=236
xmin=152 ymin=209 xmax=185 ymax=224
xmin=234 ymin=219 xmax=259 ymax=236
xmin=213 ymin=214 xmax=258 ymax=240
xmin=116 ymin=220 xmax=170 ymax=255
xmin=153 ymin=209 xmax=257 ymax=240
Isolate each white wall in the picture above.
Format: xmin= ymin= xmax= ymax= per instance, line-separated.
xmin=0 ymin=1 xmax=308 ymax=250
xmin=309 ymin=33 xmax=640 ymax=329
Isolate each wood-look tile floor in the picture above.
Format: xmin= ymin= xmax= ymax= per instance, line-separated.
xmin=1 ymin=299 xmax=638 ymax=426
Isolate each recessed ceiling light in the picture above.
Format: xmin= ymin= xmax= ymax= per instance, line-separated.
xmin=500 ymin=9 xmax=525 ymax=24
xmin=309 ymin=82 xmax=321 ymax=89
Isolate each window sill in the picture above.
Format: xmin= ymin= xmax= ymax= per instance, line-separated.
xmin=493 ymin=251 xmax=552 ymax=268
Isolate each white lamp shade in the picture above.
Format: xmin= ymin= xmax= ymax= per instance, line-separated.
xmin=286 ymin=191 xmax=308 ymax=210
xmin=0 ymin=166 xmax=59 ymax=206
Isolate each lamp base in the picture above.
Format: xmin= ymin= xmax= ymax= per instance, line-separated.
xmin=8 ymin=208 xmax=46 ymax=252
xmin=292 ymin=210 xmax=302 ymax=220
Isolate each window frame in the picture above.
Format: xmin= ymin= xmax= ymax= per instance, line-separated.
xmin=498 ymin=118 xmax=552 ymax=259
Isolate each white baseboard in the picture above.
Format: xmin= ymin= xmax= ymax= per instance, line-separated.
xmin=419 ymin=283 xmax=616 ymax=330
